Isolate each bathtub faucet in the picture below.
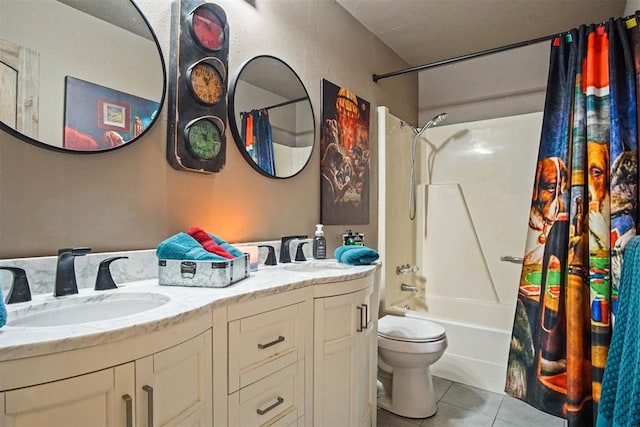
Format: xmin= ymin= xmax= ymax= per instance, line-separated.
xmin=400 ymin=283 xmax=418 ymax=292
xmin=396 ymin=264 xmax=419 ymax=275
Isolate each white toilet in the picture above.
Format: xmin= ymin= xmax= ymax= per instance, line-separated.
xmin=377 ymin=314 xmax=448 ymax=418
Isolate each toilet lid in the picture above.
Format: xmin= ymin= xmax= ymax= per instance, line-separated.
xmin=378 ymin=315 xmax=446 ymax=343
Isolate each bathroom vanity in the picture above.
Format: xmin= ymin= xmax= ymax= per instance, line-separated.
xmin=0 ymin=260 xmax=379 ymax=426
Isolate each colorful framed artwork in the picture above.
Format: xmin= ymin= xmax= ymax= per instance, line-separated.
xmin=97 ymin=98 xmax=130 ymax=132
xmin=63 ymin=76 xmax=159 ymax=151
xmin=320 ymin=79 xmax=370 ymax=225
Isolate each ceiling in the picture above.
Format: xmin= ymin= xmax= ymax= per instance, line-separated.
xmin=336 ymin=0 xmax=627 ymax=68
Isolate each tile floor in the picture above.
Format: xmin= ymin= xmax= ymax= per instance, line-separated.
xmin=377 ymin=376 xmax=567 ymax=427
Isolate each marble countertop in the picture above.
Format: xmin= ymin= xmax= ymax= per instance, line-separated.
xmin=0 ymin=260 xmax=378 ymax=362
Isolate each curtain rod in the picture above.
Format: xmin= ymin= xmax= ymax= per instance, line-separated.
xmin=372 ymin=33 xmax=559 ymax=82
xmin=372 ymin=11 xmax=640 ymax=82
xmin=255 ymin=96 xmax=307 ymax=111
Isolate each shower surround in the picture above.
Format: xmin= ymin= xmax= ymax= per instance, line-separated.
xmin=378 ymin=107 xmax=542 ymax=392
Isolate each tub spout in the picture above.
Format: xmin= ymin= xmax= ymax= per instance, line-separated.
xmin=400 ymin=283 xmax=418 ymax=292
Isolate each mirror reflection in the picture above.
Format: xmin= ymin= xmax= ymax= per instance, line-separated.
xmin=0 ymin=0 xmax=165 ymax=152
xmin=229 ymin=55 xmax=314 ymax=178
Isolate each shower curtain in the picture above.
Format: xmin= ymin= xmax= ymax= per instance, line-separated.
xmin=506 ymin=17 xmax=639 ymax=427
xmin=241 ymin=109 xmax=275 ymax=175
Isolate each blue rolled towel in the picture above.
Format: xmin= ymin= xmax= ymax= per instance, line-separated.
xmin=209 ymin=233 xmax=244 ymax=258
xmin=156 ymin=232 xmax=229 ymax=261
xmin=0 ymin=284 xmax=6 ymax=328
xmin=334 ymin=245 xmax=379 ymax=265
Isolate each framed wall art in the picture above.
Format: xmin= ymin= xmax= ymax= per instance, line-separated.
xmin=320 ymin=79 xmax=370 ymax=225
xmin=63 ymin=76 xmax=159 ymax=151
xmin=97 ymin=98 xmax=130 ymax=132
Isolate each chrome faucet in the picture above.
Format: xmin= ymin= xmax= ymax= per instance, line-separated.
xmin=54 ymin=247 xmax=91 ymax=297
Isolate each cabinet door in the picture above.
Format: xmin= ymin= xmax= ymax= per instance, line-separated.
xmin=355 ymin=288 xmax=375 ymax=427
xmin=313 ymin=286 xmax=374 ymax=427
xmin=1 ymin=363 xmax=134 ymax=427
xmin=136 ymin=330 xmax=212 ymax=427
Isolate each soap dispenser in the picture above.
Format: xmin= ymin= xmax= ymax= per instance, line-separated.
xmin=313 ymin=224 xmax=327 ymax=259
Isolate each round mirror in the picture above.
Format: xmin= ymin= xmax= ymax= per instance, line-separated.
xmin=0 ymin=0 xmax=166 ymax=153
xmin=228 ymin=55 xmax=315 ymax=178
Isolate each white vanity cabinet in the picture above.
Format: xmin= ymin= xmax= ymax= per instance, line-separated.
xmin=0 ymin=314 xmax=213 ymax=427
xmin=0 ymin=263 xmax=379 ymax=427
xmin=312 ymin=276 xmax=378 ymax=427
xmin=216 ymin=288 xmax=308 ymax=427
xmin=1 ymin=363 xmax=135 ymax=427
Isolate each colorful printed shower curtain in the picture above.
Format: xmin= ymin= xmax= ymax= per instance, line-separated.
xmin=506 ymin=17 xmax=639 ymax=427
xmin=241 ymin=109 xmax=275 ymax=175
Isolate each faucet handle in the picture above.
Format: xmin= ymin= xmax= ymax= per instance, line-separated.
xmin=295 ymin=242 xmax=308 ymax=262
xmin=258 ymin=245 xmax=277 ymax=266
xmin=0 ymin=267 xmax=31 ymax=304
xmin=95 ymin=256 xmax=129 ymax=291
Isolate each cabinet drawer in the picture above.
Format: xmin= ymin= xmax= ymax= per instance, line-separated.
xmin=228 ymin=303 xmax=303 ymax=392
xmin=228 ymin=362 xmax=304 ymax=427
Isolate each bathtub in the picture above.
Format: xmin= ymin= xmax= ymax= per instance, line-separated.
xmin=386 ymin=295 xmax=515 ymax=394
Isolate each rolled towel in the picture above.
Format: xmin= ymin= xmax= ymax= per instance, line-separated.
xmin=188 ymin=227 xmax=235 ymax=259
xmin=334 ymin=245 xmax=379 ymax=266
xmin=209 ymin=233 xmax=245 ymax=258
xmin=0 ymin=285 xmax=6 ymax=328
xmin=156 ymin=232 xmax=228 ymax=261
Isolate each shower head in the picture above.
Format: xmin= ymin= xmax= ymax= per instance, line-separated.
xmin=413 ymin=112 xmax=448 ymax=139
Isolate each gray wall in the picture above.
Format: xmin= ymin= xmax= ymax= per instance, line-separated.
xmin=0 ymin=0 xmax=417 ymax=258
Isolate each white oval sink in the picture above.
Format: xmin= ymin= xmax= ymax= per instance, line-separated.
xmin=7 ymin=292 xmax=170 ymax=327
xmin=283 ymin=261 xmax=349 ymax=272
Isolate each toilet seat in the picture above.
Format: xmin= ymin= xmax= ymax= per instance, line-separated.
xmin=378 ymin=315 xmax=446 ymax=342
xmin=378 ymin=315 xmax=447 ymax=353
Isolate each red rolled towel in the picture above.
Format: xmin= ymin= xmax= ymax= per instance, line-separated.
xmin=187 ymin=227 xmax=235 ymax=259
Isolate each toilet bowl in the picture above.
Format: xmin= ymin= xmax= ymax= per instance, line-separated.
xmin=377 ymin=314 xmax=447 ymax=418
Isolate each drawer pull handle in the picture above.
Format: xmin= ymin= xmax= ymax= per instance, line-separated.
xmin=257 ymin=397 xmax=284 ymax=415
xmin=362 ymin=303 xmax=370 ymax=329
xmin=122 ymin=394 xmax=133 ymax=427
xmin=258 ymin=335 xmax=285 ymax=349
xmin=143 ymin=385 xmax=154 ymax=427
xmin=357 ymin=305 xmax=364 ymax=332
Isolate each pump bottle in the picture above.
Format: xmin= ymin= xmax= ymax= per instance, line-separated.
xmin=313 ymin=224 xmax=326 ymax=259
